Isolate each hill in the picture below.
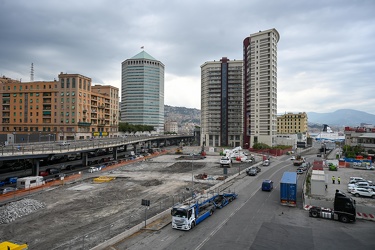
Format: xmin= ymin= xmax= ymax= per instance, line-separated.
xmin=307 ymin=109 xmax=375 ymax=127
xmin=164 ymin=106 xmax=375 ymax=131
xmin=164 ymin=105 xmax=200 ymax=125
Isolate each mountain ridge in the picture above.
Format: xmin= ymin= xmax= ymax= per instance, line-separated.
xmin=164 ymin=106 xmax=375 ymax=128
xmin=307 ymin=109 xmax=375 ymax=126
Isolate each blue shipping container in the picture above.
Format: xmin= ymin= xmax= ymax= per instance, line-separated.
xmin=280 ymin=172 xmax=297 ymax=206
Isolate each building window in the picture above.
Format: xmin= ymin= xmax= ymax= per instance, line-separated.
xmin=61 ymin=79 xmax=64 ymax=88
xmin=72 ymin=78 xmax=76 ymax=88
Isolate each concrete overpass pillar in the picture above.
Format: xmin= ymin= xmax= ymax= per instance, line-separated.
xmin=32 ymin=159 xmax=40 ymax=176
xmin=81 ymin=152 xmax=88 ymax=167
xmin=113 ymin=147 xmax=118 ymax=160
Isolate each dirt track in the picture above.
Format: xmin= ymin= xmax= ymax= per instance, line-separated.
xmin=0 ymin=148 xmax=251 ymax=249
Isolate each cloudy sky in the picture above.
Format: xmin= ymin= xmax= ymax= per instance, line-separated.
xmin=1 ymin=0 xmax=374 ymax=114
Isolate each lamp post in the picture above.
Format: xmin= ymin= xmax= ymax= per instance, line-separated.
xmin=191 ymin=151 xmax=194 ymax=199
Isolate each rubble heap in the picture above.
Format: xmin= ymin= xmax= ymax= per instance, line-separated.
xmin=0 ymin=198 xmax=45 ymax=224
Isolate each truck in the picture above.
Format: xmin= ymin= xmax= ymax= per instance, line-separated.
xmin=293 ymin=155 xmax=304 ymax=166
xmin=280 ymin=172 xmax=297 ymax=206
xmin=171 ymin=192 xmax=237 ymax=230
xmin=309 ymin=190 xmax=356 ymax=223
xmin=328 ymin=163 xmax=338 ymax=171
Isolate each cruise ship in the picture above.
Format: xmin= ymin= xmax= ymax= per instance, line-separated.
xmin=311 ymin=124 xmax=345 ymax=142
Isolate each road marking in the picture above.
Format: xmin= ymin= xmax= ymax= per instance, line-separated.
xmin=195 ymin=163 xmax=289 ymax=250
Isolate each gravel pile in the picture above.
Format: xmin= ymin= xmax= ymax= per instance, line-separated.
xmin=0 ymin=198 xmax=46 ymax=224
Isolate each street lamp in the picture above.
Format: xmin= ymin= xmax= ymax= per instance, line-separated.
xmin=191 ymin=152 xmax=194 ymax=199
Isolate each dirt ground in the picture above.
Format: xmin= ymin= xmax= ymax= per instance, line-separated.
xmin=0 ymin=147 xmax=252 ymax=250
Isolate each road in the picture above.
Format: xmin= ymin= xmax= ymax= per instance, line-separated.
xmin=112 ymin=154 xmax=375 ymax=250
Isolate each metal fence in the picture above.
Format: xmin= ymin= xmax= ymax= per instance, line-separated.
xmin=50 ymin=187 xmax=228 ymax=250
xmin=49 ymin=196 xmax=171 ymax=250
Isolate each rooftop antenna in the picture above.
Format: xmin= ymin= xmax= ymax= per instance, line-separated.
xmin=30 ymin=63 xmax=34 ymax=82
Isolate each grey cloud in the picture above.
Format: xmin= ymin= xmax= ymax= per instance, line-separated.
xmin=0 ymin=0 xmax=375 ymax=113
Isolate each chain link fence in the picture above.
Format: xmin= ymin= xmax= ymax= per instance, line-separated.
xmin=51 ymin=186 xmax=228 ymax=250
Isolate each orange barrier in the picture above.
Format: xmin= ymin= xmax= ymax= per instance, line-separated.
xmin=0 ymin=151 xmax=169 ymax=203
xmin=0 ymin=173 xmax=82 ymax=203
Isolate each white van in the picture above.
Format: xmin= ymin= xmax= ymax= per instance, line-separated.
xmin=17 ymin=176 xmax=45 ymax=189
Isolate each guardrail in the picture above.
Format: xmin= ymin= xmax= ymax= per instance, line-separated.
xmin=0 ymin=136 xmax=177 ymax=158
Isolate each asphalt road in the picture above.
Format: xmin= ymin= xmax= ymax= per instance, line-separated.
xmin=112 ymin=155 xmax=375 ymax=250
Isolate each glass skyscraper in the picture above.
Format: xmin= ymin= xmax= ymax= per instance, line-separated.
xmin=121 ymin=51 xmax=165 ymax=133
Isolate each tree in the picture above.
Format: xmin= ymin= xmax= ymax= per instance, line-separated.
xmin=119 ymin=123 xmax=154 ymax=133
xmin=252 ymin=142 xmax=270 ymax=150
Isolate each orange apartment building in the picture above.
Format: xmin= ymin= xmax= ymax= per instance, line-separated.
xmin=0 ymin=73 xmax=119 ymax=144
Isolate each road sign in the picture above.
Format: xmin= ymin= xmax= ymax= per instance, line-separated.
xmin=141 ymin=199 xmax=150 ymax=206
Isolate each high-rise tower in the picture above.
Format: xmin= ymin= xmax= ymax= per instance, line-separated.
xmin=121 ymin=51 xmax=165 ymax=133
xmin=201 ymin=57 xmax=243 ymax=147
xmin=243 ymin=28 xmax=280 ymax=148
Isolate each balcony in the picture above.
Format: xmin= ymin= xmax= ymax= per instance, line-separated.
xmin=78 ymin=122 xmax=92 ymax=127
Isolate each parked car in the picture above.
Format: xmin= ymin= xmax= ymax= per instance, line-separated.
xmin=290 ymin=156 xmax=296 ymax=160
xmin=58 ymin=141 xmax=70 ymax=146
xmin=39 ymin=168 xmax=60 ymax=177
xmin=360 ymin=186 xmax=375 ymax=192
xmin=4 ymin=177 xmax=18 ymax=184
xmin=347 ymin=181 xmax=374 ymax=192
xmin=0 ymin=187 xmax=17 ymax=195
xmin=87 ymin=159 xmax=99 ymax=166
xmin=296 ymin=169 xmax=304 ymax=175
xmin=252 ymin=166 xmax=261 ymax=173
xmin=246 ymin=168 xmax=258 ymax=176
xmin=350 ymin=187 xmax=375 ymax=198
xmin=349 ymin=177 xmax=366 ymax=182
xmin=262 ymin=160 xmax=270 ymax=166
xmin=220 ymin=157 xmax=231 ymax=166
xmin=0 ymin=180 xmax=5 ymax=187
xmin=88 ymin=167 xmax=99 ymax=173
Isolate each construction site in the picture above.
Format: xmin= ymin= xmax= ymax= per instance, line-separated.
xmin=0 ymin=147 xmax=251 ymax=250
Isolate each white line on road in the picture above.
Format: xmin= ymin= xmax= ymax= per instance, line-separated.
xmin=194 ymin=161 xmax=290 ymax=250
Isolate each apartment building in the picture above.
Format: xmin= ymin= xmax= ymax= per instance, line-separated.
xmin=0 ymin=73 xmax=119 ymax=144
xmin=91 ymin=84 xmax=120 ymax=137
xmin=121 ymin=50 xmax=165 ymax=133
xmin=201 ymin=57 xmax=243 ymax=147
xmin=243 ymin=28 xmax=280 ymax=148
xmin=277 ymin=112 xmax=308 ymax=134
xmin=164 ymin=121 xmax=178 ymax=134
